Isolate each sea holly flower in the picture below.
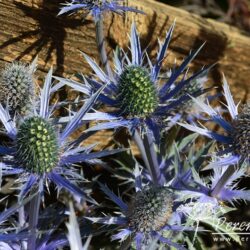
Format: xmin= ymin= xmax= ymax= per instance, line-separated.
xmin=0 ymin=68 xmax=121 ymax=200
xmin=0 ymin=60 xmax=36 ymax=116
xmin=87 ymin=182 xmax=191 ymax=249
xmin=173 ymin=76 xmax=208 ymax=122
xmin=179 ymin=76 xmax=250 ymax=166
xmin=58 ymin=0 xmax=142 ymax=20
xmin=127 ymin=186 xmax=173 ymax=234
xmin=85 ymin=162 xmax=244 ymax=249
xmin=60 ymin=22 xmax=210 ymax=137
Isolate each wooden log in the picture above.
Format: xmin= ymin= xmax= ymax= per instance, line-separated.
xmin=0 ymin=0 xmax=249 ymax=98
xmin=0 ymin=0 xmax=249 ymax=151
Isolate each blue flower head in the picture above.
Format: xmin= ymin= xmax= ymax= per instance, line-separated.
xmin=173 ymin=76 xmax=208 ymax=122
xmin=61 ymin=22 xmax=210 ymax=136
xmin=127 ymin=186 xmax=173 ymax=234
xmin=232 ymin=104 xmax=250 ymax=161
xmin=179 ymin=76 xmax=250 ymax=166
xmin=86 ymin=159 xmax=241 ymax=250
xmin=87 ymin=182 xmax=190 ymax=249
xmin=58 ymin=0 xmax=142 ymax=20
xmin=0 ymin=68 xmax=119 ymax=200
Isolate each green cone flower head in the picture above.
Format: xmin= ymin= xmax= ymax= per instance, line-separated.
xmin=233 ymin=104 xmax=250 ymax=160
xmin=175 ymin=78 xmax=204 ymax=111
xmin=117 ymin=66 xmax=159 ymax=118
xmin=0 ymin=62 xmax=34 ymax=115
xmin=16 ymin=116 xmax=59 ymax=174
xmin=127 ymin=186 xmax=173 ymax=233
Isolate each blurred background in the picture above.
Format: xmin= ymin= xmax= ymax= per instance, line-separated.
xmin=158 ymin=0 xmax=250 ymax=31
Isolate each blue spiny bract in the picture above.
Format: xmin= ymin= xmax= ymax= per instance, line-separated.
xmin=0 ymin=62 xmax=34 ymax=115
xmin=117 ymin=66 xmax=159 ymax=118
xmin=127 ymin=186 xmax=173 ymax=233
xmin=233 ymin=104 xmax=250 ymax=160
xmin=16 ymin=116 xmax=59 ymax=174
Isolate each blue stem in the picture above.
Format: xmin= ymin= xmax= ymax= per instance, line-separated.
xmin=18 ymin=206 xmax=25 ymax=228
xmin=210 ymin=165 xmax=235 ymax=198
xmin=95 ymin=16 xmax=113 ymax=79
xmin=133 ymin=130 xmax=164 ymax=185
xmin=133 ymin=131 xmax=151 ymax=172
xmin=27 ymin=180 xmax=42 ymax=250
xmin=19 ymin=206 xmax=27 ymax=249
xmin=143 ymin=131 xmax=165 ymax=185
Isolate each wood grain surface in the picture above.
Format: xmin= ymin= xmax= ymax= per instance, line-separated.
xmin=0 ymin=0 xmax=249 ymax=151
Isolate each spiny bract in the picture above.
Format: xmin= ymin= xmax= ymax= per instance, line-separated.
xmin=233 ymin=104 xmax=250 ymax=160
xmin=117 ymin=66 xmax=159 ymax=118
xmin=16 ymin=117 xmax=59 ymax=174
xmin=0 ymin=62 xmax=34 ymax=115
xmin=127 ymin=186 xmax=173 ymax=233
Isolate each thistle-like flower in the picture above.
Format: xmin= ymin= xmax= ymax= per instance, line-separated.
xmin=127 ymin=186 xmax=173 ymax=234
xmin=232 ymin=104 xmax=250 ymax=161
xmin=0 ymin=68 xmax=121 ymax=200
xmin=15 ymin=116 xmax=60 ymax=174
xmin=58 ymin=0 xmax=142 ymax=20
xmin=173 ymin=76 xmax=207 ymax=122
xmin=179 ymin=76 xmax=250 ymax=166
xmin=117 ymin=65 xmax=159 ymax=118
xmin=87 ymin=183 xmax=188 ymax=249
xmin=59 ymin=22 xmax=209 ymax=136
xmin=0 ymin=62 xmax=35 ymax=116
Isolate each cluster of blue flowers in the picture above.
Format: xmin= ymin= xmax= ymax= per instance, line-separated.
xmin=0 ymin=1 xmax=249 ymax=249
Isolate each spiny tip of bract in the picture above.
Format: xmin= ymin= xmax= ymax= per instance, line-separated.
xmin=233 ymin=103 xmax=250 ymax=161
xmin=0 ymin=62 xmax=35 ymax=115
xmin=117 ymin=65 xmax=159 ymax=118
xmin=16 ymin=116 xmax=59 ymax=174
xmin=127 ymin=186 xmax=174 ymax=234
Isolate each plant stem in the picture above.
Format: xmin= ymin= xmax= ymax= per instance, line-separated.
xmin=95 ymin=16 xmax=113 ymax=78
xmin=133 ymin=130 xmax=164 ymax=185
xmin=133 ymin=130 xmax=151 ymax=171
xmin=143 ymin=132 xmax=165 ymax=185
xmin=19 ymin=206 xmax=27 ymax=250
xmin=27 ymin=181 xmax=42 ymax=250
xmin=18 ymin=205 xmax=25 ymax=228
xmin=210 ymin=165 xmax=235 ymax=198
